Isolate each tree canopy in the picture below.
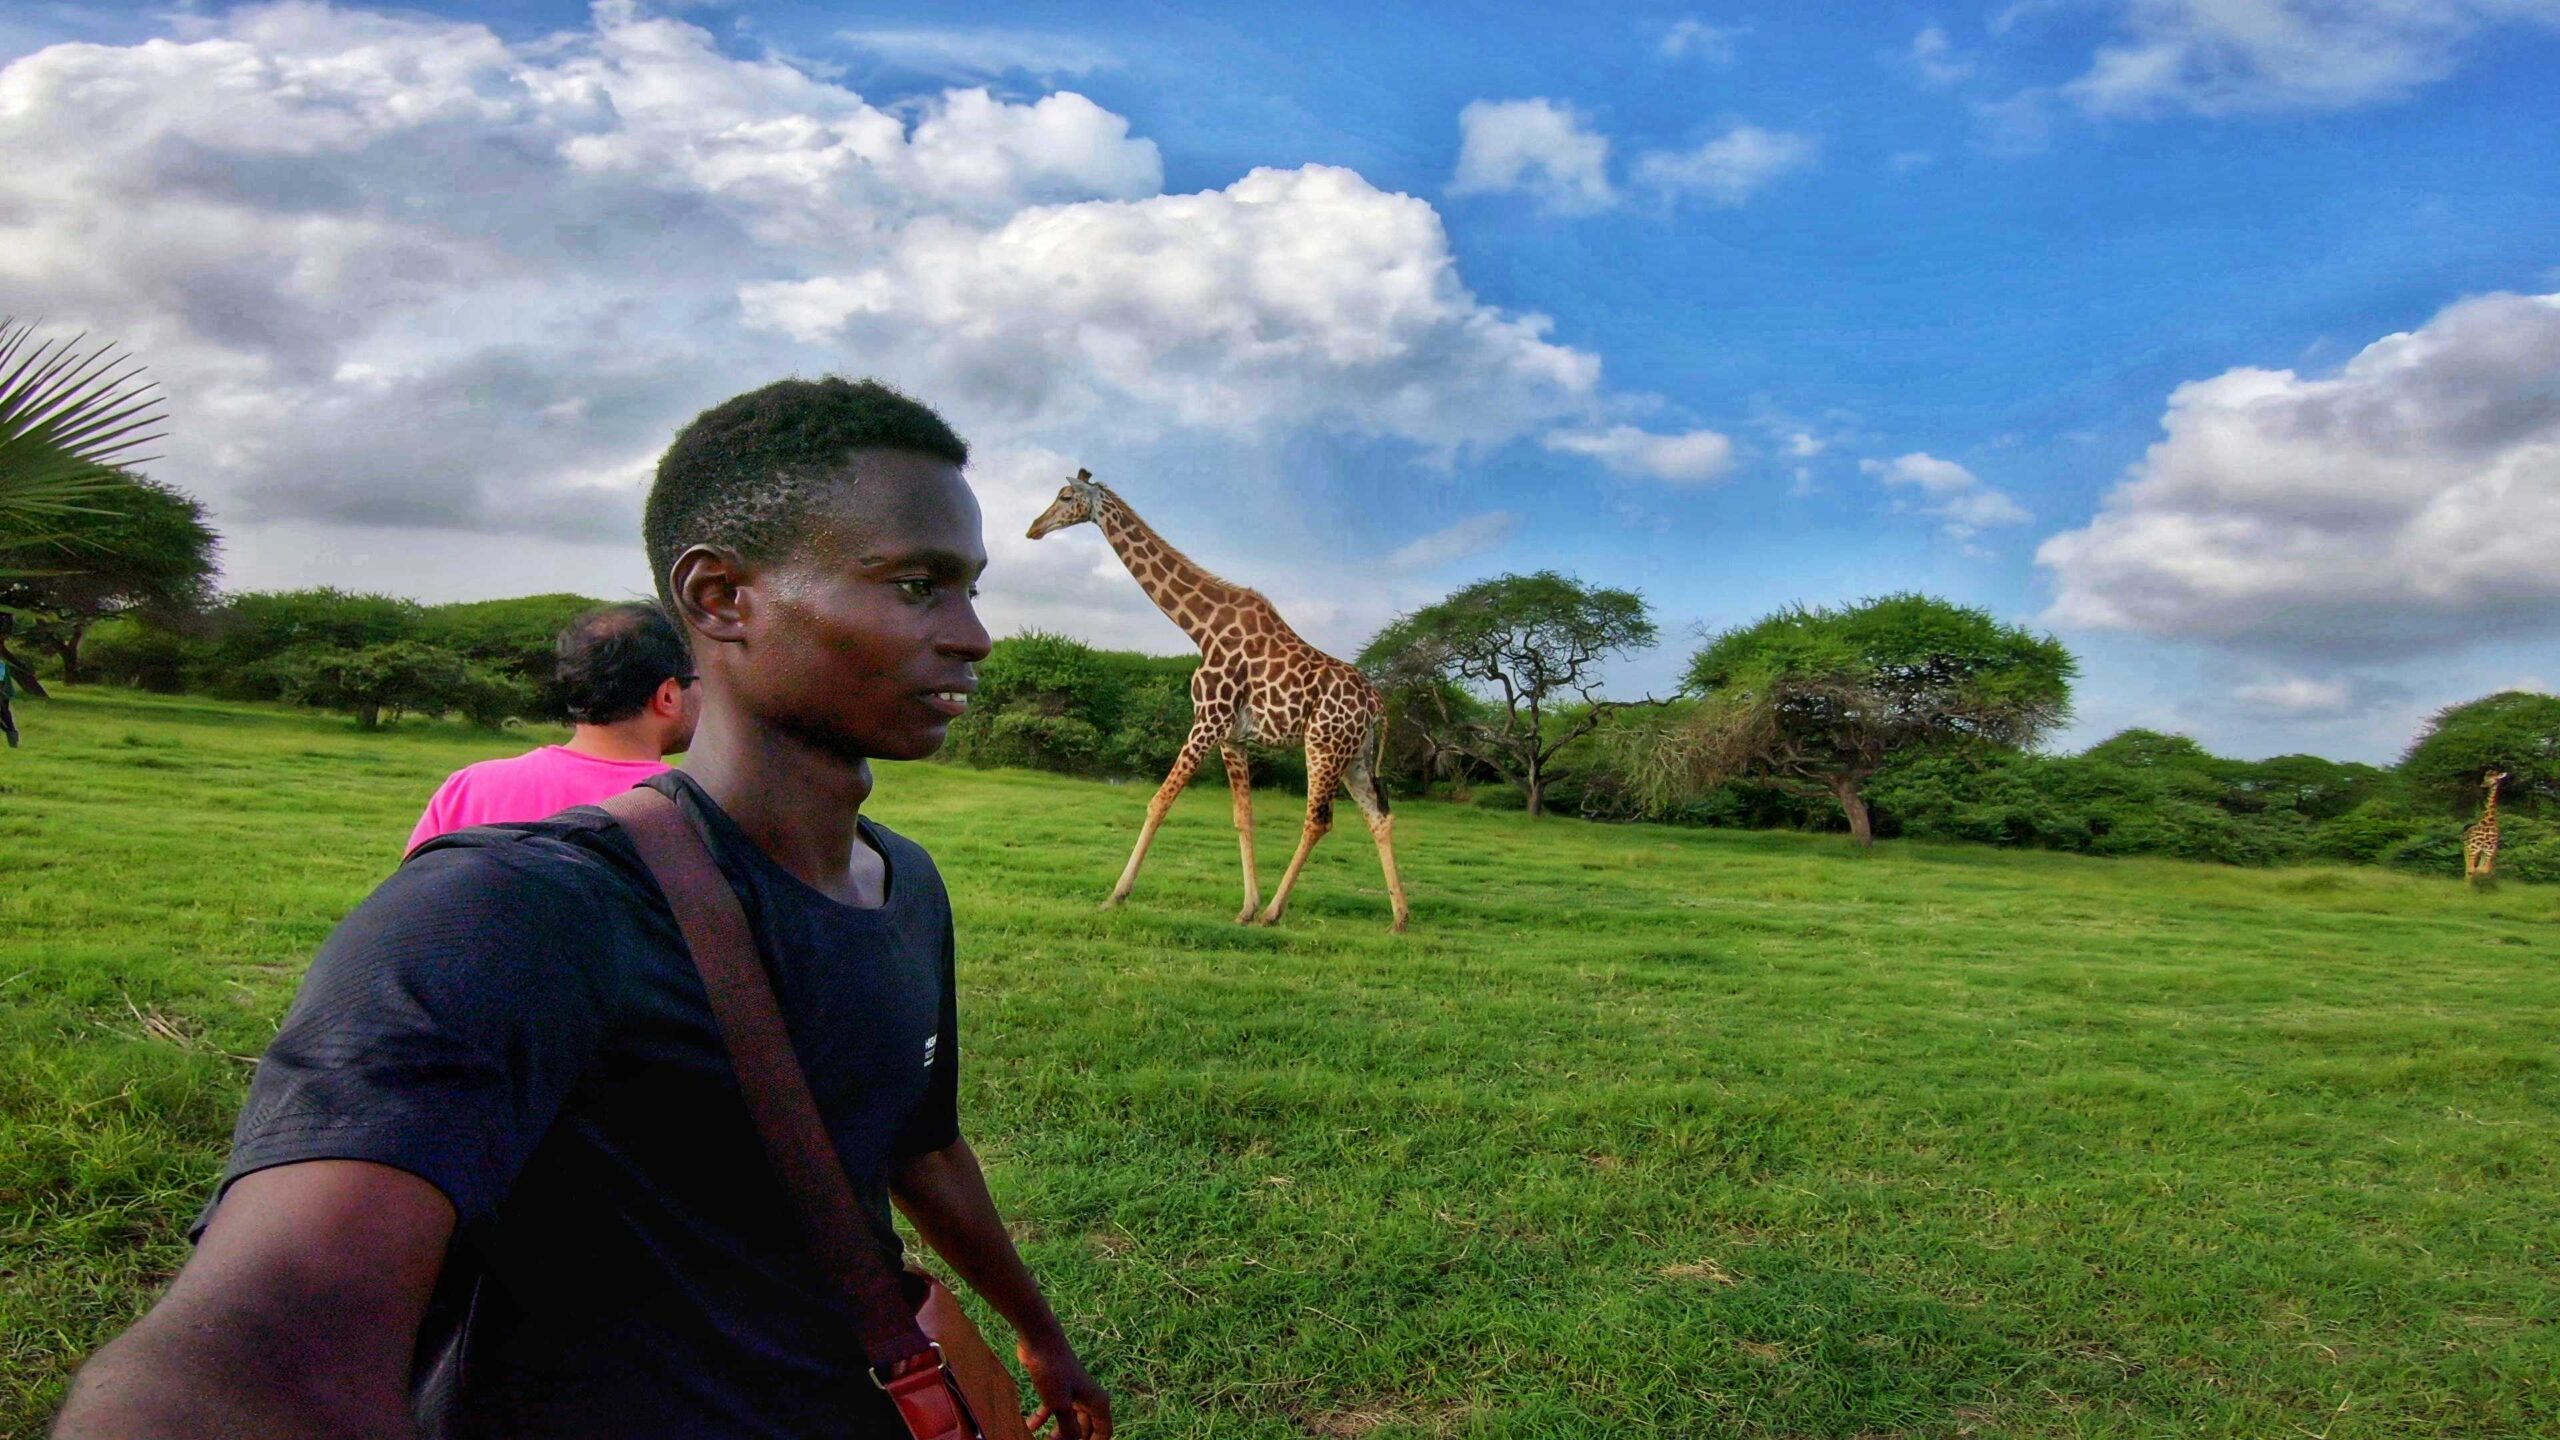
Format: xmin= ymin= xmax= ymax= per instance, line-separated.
xmin=272 ymin=639 xmax=528 ymax=731
xmin=1360 ymin=570 xmax=1656 ymax=817
xmin=1637 ymin=593 xmax=2077 ymax=845
xmin=0 ymin=471 xmax=218 ymax=681
xmin=2399 ymin=690 xmax=2560 ymax=814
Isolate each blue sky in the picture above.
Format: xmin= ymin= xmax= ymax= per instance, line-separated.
xmin=5 ymin=1 xmax=2557 ymax=760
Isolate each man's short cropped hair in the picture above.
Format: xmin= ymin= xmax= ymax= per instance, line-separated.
xmin=643 ymin=377 xmax=970 ymax=609
xmin=556 ymin=601 xmax=691 ymax=725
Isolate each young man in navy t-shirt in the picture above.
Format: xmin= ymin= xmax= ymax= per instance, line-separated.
xmin=55 ymin=379 xmax=1113 ymax=1439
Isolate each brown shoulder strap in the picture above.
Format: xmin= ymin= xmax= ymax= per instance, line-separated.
xmin=598 ymin=787 xmax=946 ymax=1386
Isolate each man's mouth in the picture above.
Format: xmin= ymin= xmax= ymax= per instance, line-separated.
xmin=919 ymin=690 xmax=971 ymax=717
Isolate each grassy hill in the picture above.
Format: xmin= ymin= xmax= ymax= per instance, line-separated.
xmin=3 ymin=690 xmax=2555 ymax=1437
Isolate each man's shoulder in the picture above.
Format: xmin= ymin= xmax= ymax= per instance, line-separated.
xmin=419 ymin=752 xmax=521 ymax=813
xmin=400 ymin=806 xmax=653 ymax=913
xmin=862 ymin=818 xmax=951 ymax=914
xmin=435 ymin=746 xmax=564 ymax=787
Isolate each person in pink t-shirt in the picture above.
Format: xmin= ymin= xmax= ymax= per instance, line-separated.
xmin=407 ymin=601 xmax=702 ymax=853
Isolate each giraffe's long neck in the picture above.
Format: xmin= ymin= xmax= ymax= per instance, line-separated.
xmin=1096 ymin=491 xmax=1251 ymax=652
xmin=2482 ymin=783 xmax=2500 ymax=830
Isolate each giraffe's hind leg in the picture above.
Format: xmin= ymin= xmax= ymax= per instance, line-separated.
xmin=1345 ymin=750 xmax=1409 ymax=933
xmin=1256 ymin=743 xmax=1347 ymax=927
xmin=1107 ymin=718 xmax=1221 ymax=909
xmin=1222 ymin=740 xmax=1260 ymax=924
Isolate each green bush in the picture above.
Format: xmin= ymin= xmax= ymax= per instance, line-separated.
xmin=2382 ymin=814 xmax=2548 ymax=879
xmin=81 ymin=620 xmax=207 ymax=693
xmin=2087 ymin=798 xmax=2301 ymax=866
xmin=417 ymin=592 xmax=609 ymax=720
xmin=1854 ymin=746 xmax=2325 ymax=865
xmin=2500 ymin=837 xmax=2560 ymax=884
xmin=2229 ymin=754 xmax=2391 ymax=821
xmin=2383 ymin=828 xmax=2468 ymax=879
xmin=2307 ymin=800 xmax=2436 ymax=864
xmin=204 ymin=590 xmax=422 ymax=700
xmin=1109 ymin=674 xmax=1194 ymax=778
xmin=2400 ymin=690 xmax=2560 ymax=815
xmin=268 ymin=641 xmax=529 ymax=730
xmin=973 ymin=711 xmax=1105 ymax=773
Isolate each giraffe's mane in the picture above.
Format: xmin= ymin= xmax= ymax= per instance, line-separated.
xmin=1096 ymin=483 xmax=1279 ymax=612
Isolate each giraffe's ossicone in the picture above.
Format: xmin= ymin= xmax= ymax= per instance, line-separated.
xmin=1028 ymin=470 xmax=1411 ymax=932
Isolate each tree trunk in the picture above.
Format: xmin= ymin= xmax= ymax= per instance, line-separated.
xmin=1831 ymin=776 xmax=1874 ymax=848
xmin=49 ymin=625 xmax=85 ymax=685
xmin=357 ymin=702 xmax=381 ymax=731
xmin=1525 ymin=755 xmax=1545 ymax=818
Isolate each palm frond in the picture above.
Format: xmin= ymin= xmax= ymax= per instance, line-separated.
xmin=0 ymin=317 xmax=167 ymax=542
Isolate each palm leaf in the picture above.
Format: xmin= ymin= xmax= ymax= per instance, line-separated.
xmin=0 ymin=317 xmax=167 ymax=544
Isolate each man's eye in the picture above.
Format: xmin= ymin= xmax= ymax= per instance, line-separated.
xmin=895 ymin=578 xmax=936 ymax=599
xmin=967 ymin=585 xmax=982 ymax=600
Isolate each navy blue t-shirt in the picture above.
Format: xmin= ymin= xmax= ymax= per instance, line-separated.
xmin=199 ymin=770 xmax=961 ymax=1438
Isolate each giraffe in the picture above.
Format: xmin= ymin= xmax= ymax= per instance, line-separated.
xmin=1027 ymin=470 xmax=1410 ymax=932
xmin=2464 ymin=770 xmax=2508 ymax=882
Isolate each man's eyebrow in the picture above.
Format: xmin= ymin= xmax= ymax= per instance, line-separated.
xmin=856 ymin=546 xmax=986 ymax=577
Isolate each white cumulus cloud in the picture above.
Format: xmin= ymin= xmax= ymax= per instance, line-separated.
xmin=2229 ymin=674 xmax=2348 ymax=715
xmin=2036 ymin=291 xmax=2560 ymax=662
xmin=1908 ymin=25 xmax=1975 ymax=86
xmin=1387 ymin=511 xmax=1518 ymax=569
xmin=1632 ymin=124 xmax=1817 ymax=205
xmin=1862 ymin=452 xmax=2031 ymax=540
xmin=2060 ymin=0 xmax=2560 ymax=117
xmin=835 ymin=25 xmax=1115 ymax=80
xmin=1448 ymin=97 xmax=1617 ymax=215
xmin=739 ymin=164 xmax=1601 ymax=449
xmin=0 ymin=0 xmax=1628 ymax=639
xmin=1659 ymin=19 xmax=1744 ymax=62
xmin=1545 ymin=425 xmax=1737 ymax=484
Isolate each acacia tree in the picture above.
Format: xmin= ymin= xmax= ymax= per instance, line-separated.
xmin=2399 ymin=690 xmax=2560 ymax=814
xmin=1360 ymin=570 xmax=1657 ymax=818
xmin=275 ymin=640 xmax=528 ymax=731
xmin=0 ymin=471 xmax=218 ymax=682
xmin=1633 ymin=593 xmax=2076 ymax=846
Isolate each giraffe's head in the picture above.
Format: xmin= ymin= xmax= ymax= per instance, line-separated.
xmin=1027 ymin=468 xmax=1104 ymax=540
xmin=2485 ymin=769 xmax=2510 ymax=791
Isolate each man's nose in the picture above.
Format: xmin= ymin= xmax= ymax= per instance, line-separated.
xmin=940 ymin=598 xmax=993 ymax=662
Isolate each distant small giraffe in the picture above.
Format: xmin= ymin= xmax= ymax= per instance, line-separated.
xmin=2464 ymin=770 xmax=2508 ymax=882
xmin=1027 ymin=470 xmax=1409 ymax=932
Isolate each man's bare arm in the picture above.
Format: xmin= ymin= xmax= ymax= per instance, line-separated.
xmin=891 ymin=1138 xmax=1111 ymax=1440
xmin=53 ymin=1159 xmax=454 ymax=1440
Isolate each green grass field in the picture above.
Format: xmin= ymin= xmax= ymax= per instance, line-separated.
xmin=2 ymin=689 xmax=2555 ymax=1438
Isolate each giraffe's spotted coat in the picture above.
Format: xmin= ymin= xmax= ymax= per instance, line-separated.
xmin=2465 ymin=770 xmax=2508 ymax=882
xmin=1025 ymin=471 xmax=1411 ymax=931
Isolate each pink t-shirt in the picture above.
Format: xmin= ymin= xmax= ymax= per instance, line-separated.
xmin=407 ymin=746 xmax=670 ymax=855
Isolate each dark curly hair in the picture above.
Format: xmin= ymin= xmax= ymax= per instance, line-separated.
xmin=643 ymin=377 xmax=969 ymax=609
xmin=556 ymin=601 xmax=691 ymax=725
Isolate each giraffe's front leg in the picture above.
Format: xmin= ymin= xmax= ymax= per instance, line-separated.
xmin=1107 ymin=719 xmax=1219 ymax=909
xmin=1221 ymin=741 xmax=1259 ymax=923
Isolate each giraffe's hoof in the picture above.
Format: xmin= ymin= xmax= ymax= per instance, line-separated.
xmin=1099 ymin=895 xmax=1128 ymax=911
xmin=1235 ymin=908 xmax=1258 ymax=925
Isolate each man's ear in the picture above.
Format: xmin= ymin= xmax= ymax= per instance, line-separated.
xmin=671 ymin=546 xmax=750 ymax=645
xmin=652 ymin=676 xmax=686 ymax=716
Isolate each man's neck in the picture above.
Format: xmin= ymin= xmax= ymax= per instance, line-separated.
xmin=562 ymin=722 xmax=665 ymax=764
xmin=679 ymin=711 xmax=879 ymax=903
